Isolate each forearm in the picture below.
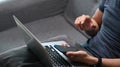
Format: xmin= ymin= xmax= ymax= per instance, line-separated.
xmin=102 ymin=58 xmax=120 ymax=67
xmin=66 ymin=51 xmax=120 ymax=67
xmin=92 ymin=9 xmax=103 ymax=28
xmin=89 ymin=57 xmax=120 ymax=67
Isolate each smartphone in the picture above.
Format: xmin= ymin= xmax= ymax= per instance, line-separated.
xmin=54 ymin=45 xmax=78 ymax=54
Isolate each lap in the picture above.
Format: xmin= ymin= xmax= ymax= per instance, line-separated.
xmin=0 ymin=35 xmax=72 ymax=67
xmin=0 ymin=46 xmax=44 ymax=67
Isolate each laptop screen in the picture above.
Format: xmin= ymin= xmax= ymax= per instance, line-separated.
xmin=13 ymin=15 xmax=52 ymax=67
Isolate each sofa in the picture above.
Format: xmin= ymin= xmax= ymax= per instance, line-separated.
xmin=0 ymin=0 xmax=99 ymax=67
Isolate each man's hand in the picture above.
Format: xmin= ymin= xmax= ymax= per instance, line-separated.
xmin=75 ymin=15 xmax=98 ymax=31
xmin=66 ymin=50 xmax=98 ymax=65
xmin=61 ymin=43 xmax=98 ymax=65
xmin=75 ymin=15 xmax=99 ymax=33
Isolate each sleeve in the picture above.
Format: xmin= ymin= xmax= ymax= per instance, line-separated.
xmin=99 ymin=0 xmax=106 ymax=12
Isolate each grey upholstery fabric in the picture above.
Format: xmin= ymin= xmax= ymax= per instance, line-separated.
xmin=0 ymin=0 xmax=68 ymax=31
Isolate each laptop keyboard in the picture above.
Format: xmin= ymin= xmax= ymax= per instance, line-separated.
xmin=45 ymin=45 xmax=70 ymax=67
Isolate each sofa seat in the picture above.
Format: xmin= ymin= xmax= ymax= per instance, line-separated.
xmin=0 ymin=14 xmax=87 ymax=53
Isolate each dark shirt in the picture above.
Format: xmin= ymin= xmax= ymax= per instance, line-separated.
xmin=84 ymin=0 xmax=120 ymax=58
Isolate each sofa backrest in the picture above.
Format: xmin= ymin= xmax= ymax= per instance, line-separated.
xmin=64 ymin=0 xmax=100 ymax=22
xmin=0 ymin=0 xmax=68 ymax=32
xmin=64 ymin=0 xmax=100 ymax=38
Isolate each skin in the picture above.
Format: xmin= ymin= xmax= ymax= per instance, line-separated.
xmin=65 ymin=9 xmax=120 ymax=67
xmin=74 ymin=9 xmax=102 ymax=36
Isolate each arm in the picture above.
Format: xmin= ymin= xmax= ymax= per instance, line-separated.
xmin=92 ymin=9 xmax=103 ymax=28
xmin=66 ymin=51 xmax=120 ymax=67
xmin=102 ymin=58 xmax=120 ymax=67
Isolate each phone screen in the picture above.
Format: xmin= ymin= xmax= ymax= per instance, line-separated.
xmin=54 ymin=45 xmax=78 ymax=54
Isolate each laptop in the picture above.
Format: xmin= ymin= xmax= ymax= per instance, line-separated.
xmin=13 ymin=15 xmax=90 ymax=67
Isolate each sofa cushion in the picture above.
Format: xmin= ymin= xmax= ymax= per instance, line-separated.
xmin=0 ymin=0 xmax=68 ymax=31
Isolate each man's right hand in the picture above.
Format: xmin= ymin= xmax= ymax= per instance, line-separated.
xmin=74 ymin=15 xmax=98 ymax=32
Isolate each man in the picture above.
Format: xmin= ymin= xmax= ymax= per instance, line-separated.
xmin=65 ymin=0 xmax=120 ymax=67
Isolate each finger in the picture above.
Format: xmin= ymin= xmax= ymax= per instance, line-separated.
xmin=66 ymin=51 xmax=87 ymax=57
xmin=80 ymin=15 xmax=86 ymax=24
xmin=74 ymin=16 xmax=82 ymax=28
xmin=66 ymin=51 xmax=80 ymax=57
xmin=81 ymin=15 xmax=92 ymax=30
xmin=80 ymin=20 xmax=86 ymax=30
xmin=79 ymin=15 xmax=87 ymax=30
xmin=74 ymin=15 xmax=91 ymax=30
xmin=61 ymin=43 xmax=70 ymax=47
xmin=75 ymin=16 xmax=85 ymax=30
